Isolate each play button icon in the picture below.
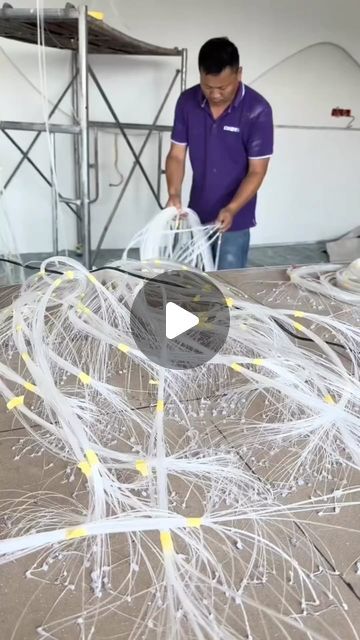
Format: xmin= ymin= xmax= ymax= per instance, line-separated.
xmin=130 ymin=269 xmax=230 ymax=370
xmin=166 ymin=302 xmax=199 ymax=339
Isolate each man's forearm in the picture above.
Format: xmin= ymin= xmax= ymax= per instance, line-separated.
xmin=225 ymin=170 xmax=266 ymax=215
xmin=165 ymin=155 xmax=185 ymax=197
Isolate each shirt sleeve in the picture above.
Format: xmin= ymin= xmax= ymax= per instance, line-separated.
xmin=171 ymin=95 xmax=188 ymax=146
xmin=245 ymin=103 xmax=274 ymax=159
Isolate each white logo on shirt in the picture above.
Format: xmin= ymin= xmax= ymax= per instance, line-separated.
xmin=224 ymin=125 xmax=240 ymax=133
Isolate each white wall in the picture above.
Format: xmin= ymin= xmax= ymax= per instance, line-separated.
xmin=1 ymin=0 xmax=360 ymax=254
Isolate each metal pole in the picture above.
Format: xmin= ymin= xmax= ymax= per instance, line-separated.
xmin=3 ymin=73 xmax=78 ymax=190
xmin=89 ymin=121 xmax=172 ymax=132
xmin=50 ymin=133 xmax=59 ymax=254
xmin=0 ymin=120 xmax=173 ymax=134
xmin=0 ymin=122 xmax=80 ymax=133
xmin=156 ymin=132 xmax=163 ymax=201
xmin=90 ymin=129 xmax=100 ymax=204
xmin=92 ymin=69 xmax=180 ymax=263
xmin=0 ymin=7 xmax=79 ymax=19
xmin=1 ymin=129 xmax=80 ymax=218
xmin=2 ymin=120 xmax=360 ymax=134
xmin=71 ymin=52 xmax=83 ymax=254
xmin=180 ymin=48 xmax=188 ymax=92
xmin=89 ymin=65 xmax=163 ymax=207
xmin=78 ymin=5 xmax=91 ymax=269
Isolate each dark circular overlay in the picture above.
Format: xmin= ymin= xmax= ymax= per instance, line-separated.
xmin=130 ymin=270 xmax=230 ymax=370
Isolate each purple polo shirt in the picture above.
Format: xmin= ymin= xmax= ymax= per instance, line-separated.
xmin=171 ymin=83 xmax=273 ymax=231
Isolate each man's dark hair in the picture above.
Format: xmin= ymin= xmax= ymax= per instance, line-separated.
xmin=198 ymin=37 xmax=239 ymax=75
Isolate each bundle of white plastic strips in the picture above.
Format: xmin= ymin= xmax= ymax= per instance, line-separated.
xmin=288 ymin=259 xmax=360 ymax=305
xmin=122 ymin=207 xmax=218 ymax=270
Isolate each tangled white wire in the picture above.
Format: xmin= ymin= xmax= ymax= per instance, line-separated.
xmin=288 ymin=259 xmax=360 ymax=304
xmin=122 ymin=207 xmax=218 ymax=270
xmin=0 ymin=256 xmax=360 ymax=638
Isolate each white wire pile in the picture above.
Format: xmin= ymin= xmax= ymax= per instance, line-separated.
xmin=0 ymin=257 xmax=360 ymax=638
xmin=288 ymin=259 xmax=360 ymax=305
xmin=122 ymin=207 xmax=218 ymax=270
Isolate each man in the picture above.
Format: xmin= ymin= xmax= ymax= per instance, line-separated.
xmin=165 ymin=37 xmax=273 ymax=269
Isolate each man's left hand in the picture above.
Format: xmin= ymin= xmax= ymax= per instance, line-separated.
xmin=216 ymin=208 xmax=235 ymax=232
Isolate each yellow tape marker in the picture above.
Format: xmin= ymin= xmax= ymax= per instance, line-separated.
xmin=24 ymin=382 xmax=37 ymax=393
xmin=16 ymin=324 xmax=23 ymax=333
xmin=186 ymin=517 xmax=203 ymax=528
xmin=193 ymin=294 xmax=201 ymax=302
xmin=39 ymin=270 xmax=46 ymax=278
xmin=21 ymin=352 xmax=30 ymax=363
xmin=78 ymin=449 xmax=99 ymax=478
xmin=181 ymin=265 xmax=189 ymax=271
xmin=87 ymin=274 xmax=97 ymax=285
xmin=135 ymin=460 xmax=149 ymax=476
xmin=118 ymin=343 xmax=130 ymax=354
xmin=65 ymin=271 xmax=74 ymax=280
xmin=89 ymin=11 xmax=104 ymax=20
xmin=85 ymin=450 xmax=99 ymax=467
xmin=78 ymin=372 xmax=92 ymax=385
xmin=7 ymin=395 xmax=24 ymax=411
xmin=77 ymin=303 xmax=91 ymax=315
xmin=65 ymin=527 xmax=88 ymax=540
xmin=294 ymin=310 xmax=305 ymax=318
xmin=149 ymin=379 xmax=159 ymax=385
xmin=251 ymin=358 xmax=265 ymax=366
xmin=154 ymin=259 xmax=162 ymax=265
xmin=156 ymin=400 xmax=164 ymax=413
xmin=78 ymin=460 xmax=92 ymax=478
xmin=231 ymin=362 xmax=244 ymax=373
xmin=225 ymin=297 xmax=234 ymax=308
xmin=293 ymin=322 xmax=304 ymax=332
xmin=324 ymin=394 xmax=335 ymax=405
xmin=53 ymin=278 xmax=62 ymax=288
xmin=160 ymin=531 xmax=174 ymax=553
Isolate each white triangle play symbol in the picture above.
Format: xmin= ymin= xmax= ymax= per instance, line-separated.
xmin=165 ymin=302 xmax=199 ymax=340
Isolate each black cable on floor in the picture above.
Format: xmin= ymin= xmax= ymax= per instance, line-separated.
xmin=0 ymin=257 xmax=186 ymax=289
xmin=0 ymin=257 xmax=349 ymax=351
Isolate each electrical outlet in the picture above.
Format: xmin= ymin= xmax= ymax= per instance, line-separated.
xmin=331 ymin=107 xmax=352 ymax=117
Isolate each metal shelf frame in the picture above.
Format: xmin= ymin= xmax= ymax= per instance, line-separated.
xmin=0 ymin=4 xmax=187 ymax=268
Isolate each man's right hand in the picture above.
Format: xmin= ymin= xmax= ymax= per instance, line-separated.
xmin=166 ymin=194 xmax=182 ymax=210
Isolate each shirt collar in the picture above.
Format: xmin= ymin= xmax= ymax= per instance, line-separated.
xmin=231 ymin=82 xmax=246 ymax=109
xmin=198 ymin=82 xmax=245 ymax=112
xmin=198 ymin=85 xmax=207 ymax=107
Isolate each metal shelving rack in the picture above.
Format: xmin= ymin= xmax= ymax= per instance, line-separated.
xmin=0 ymin=3 xmax=187 ymax=268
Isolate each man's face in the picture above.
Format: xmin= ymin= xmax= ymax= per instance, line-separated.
xmin=200 ymin=66 xmax=242 ymax=108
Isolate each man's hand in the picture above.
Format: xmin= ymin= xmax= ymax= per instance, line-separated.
xmin=166 ymin=195 xmax=188 ymax=220
xmin=216 ymin=158 xmax=270 ymax=231
xmin=166 ymin=194 xmax=182 ymax=210
xmin=216 ymin=208 xmax=235 ymax=232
